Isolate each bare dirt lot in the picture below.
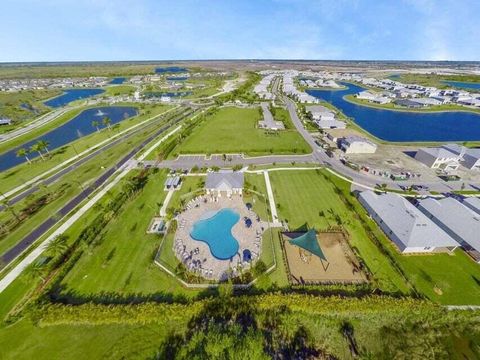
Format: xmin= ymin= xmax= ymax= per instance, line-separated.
xmin=283 ymin=232 xmax=367 ymax=284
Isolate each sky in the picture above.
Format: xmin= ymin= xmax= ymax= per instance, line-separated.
xmin=1 ymin=0 xmax=479 ymax=62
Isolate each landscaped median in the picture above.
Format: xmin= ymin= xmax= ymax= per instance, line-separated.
xmin=0 ymin=103 xmax=176 ymax=194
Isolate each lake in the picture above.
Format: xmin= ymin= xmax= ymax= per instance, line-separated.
xmin=44 ymin=88 xmax=105 ymax=108
xmin=166 ymin=76 xmax=188 ymax=81
xmin=442 ymin=80 xmax=480 ymax=91
xmin=307 ymin=83 xmax=480 ymax=142
xmin=155 ymin=66 xmax=188 ymax=73
xmin=109 ymin=77 xmax=126 ymax=84
xmin=0 ymin=106 xmax=137 ymax=172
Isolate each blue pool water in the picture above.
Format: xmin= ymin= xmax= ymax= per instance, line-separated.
xmin=190 ymin=208 xmax=240 ymax=260
xmin=155 ymin=66 xmax=188 ymax=73
xmin=109 ymin=77 xmax=126 ymax=84
xmin=44 ymin=88 xmax=105 ymax=108
xmin=307 ymin=83 xmax=480 ymax=142
xmin=441 ymin=80 xmax=480 ymax=91
xmin=0 ymin=106 xmax=137 ymax=172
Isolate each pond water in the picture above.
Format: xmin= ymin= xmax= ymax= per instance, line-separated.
xmin=307 ymin=83 xmax=480 ymax=142
xmin=190 ymin=208 xmax=240 ymax=260
xmin=155 ymin=66 xmax=188 ymax=74
xmin=0 ymin=106 xmax=137 ymax=171
xmin=109 ymin=77 xmax=126 ymax=84
xmin=166 ymin=76 xmax=188 ymax=81
xmin=441 ymin=80 xmax=480 ymax=91
xmin=44 ymin=88 xmax=105 ymax=108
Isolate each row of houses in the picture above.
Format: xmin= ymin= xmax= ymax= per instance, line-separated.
xmin=358 ymin=191 xmax=480 ymax=261
xmin=305 ymin=105 xmax=346 ymax=129
xmin=0 ymin=77 xmax=110 ymax=92
xmin=414 ymin=144 xmax=480 ymax=172
xmin=299 ymin=78 xmax=341 ymax=89
xmin=282 ymin=71 xmax=319 ymax=104
xmin=351 ymin=75 xmax=480 ymax=109
xmin=253 ymin=74 xmax=276 ymax=100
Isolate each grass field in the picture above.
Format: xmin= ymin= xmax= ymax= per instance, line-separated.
xmin=176 ymin=106 xmax=311 ymax=156
xmin=0 ymin=124 xmax=174 ymax=259
xmin=269 ymin=169 xmax=480 ymax=304
xmin=103 ymin=85 xmax=136 ymax=96
xmin=59 ymin=170 xmax=201 ymax=298
xmin=0 ymin=89 xmax=62 ymax=133
xmin=1 ymin=169 xmax=480 ymax=358
xmin=269 ymin=169 xmax=410 ymax=293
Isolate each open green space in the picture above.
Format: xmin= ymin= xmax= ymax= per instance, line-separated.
xmin=59 ymin=170 xmax=201 ymax=298
xmin=0 ymin=123 xmax=173 ymax=259
xmin=103 ymin=85 xmax=136 ymax=97
xmin=269 ymin=169 xmax=410 ymax=293
xmin=176 ymin=106 xmax=311 ymax=156
xmin=0 ymin=89 xmax=62 ymax=133
xmin=1 ymin=167 xmax=480 ymax=358
xmin=270 ymin=168 xmax=480 ymax=304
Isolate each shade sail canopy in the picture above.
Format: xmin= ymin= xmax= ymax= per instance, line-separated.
xmin=288 ymin=229 xmax=327 ymax=261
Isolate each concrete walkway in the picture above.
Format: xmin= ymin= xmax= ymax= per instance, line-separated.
xmin=160 ymin=190 xmax=175 ymax=216
xmin=263 ymin=171 xmax=282 ymax=227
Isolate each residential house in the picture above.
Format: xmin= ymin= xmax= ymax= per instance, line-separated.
xmin=358 ymin=191 xmax=459 ymax=253
xmin=417 ymin=197 xmax=480 ymax=262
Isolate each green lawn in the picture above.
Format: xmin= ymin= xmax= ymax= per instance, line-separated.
xmin=176 ymin=106 xmax=311 ymax=156
xmin=0 ymin=89 xmax=62 ymax=133
xmin=0 ymin=125 xmax=170 ymax=258
xmin=269 ymin=168 xmax=480 ymax=304
xmin=269 ymin=169 xmax=410 ymax=294
xmin=60 ymin=170 xmax=200 ymax=298
xmin=103 ymin=85 xmax=136 ymax=96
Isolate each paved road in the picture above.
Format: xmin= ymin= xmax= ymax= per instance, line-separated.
xmin=142 ymin=153 xmax=315 ymax=170
xmin=0 ymin=109 xmax=195 ymax=267
xmin=281 ymin=94 xmax=480 ymax=193
xmin=0 ymin=106 xmax=76 ymax=144
xmin=0 ymin=108 xmax=188 ymax=211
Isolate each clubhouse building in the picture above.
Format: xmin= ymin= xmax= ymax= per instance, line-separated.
xmin=205 ymin=171 xmax=244 ymax=196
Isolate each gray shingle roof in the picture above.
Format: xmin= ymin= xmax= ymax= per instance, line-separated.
xmin=417 ymin=197 xmax=480 ymax=252
xmin=359 ymin=191 xmax=458 ymax=249
xmin=205 ymin=171 xmax=244 ymax=190
xmin=462 ymin=197 xmax=480 ymax=215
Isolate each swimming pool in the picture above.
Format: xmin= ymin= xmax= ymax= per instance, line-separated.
xmin=190 ymin=208 xmax=240 ymax=260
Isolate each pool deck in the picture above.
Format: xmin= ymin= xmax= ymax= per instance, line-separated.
xmin=174 ymin=194 xmax=266 ymax=280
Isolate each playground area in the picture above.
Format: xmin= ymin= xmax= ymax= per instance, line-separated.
xmin=282 ymin=230 xmax=367 ymax=285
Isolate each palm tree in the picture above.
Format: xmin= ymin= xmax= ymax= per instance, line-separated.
xmin=30 ymin=143 xmax=45 ymax=160
xmin=37 ymin=140 xmax=50 ymax=155
xmin=1 ymin=199 xmax=20 ymax=221
xmin=46 ymin=234 xmax=68 ymax=258
xmin=92 ymin=120 xmax=100 ymax=132
xmin=102 ymin=116 xmax=112 ymax=130
xmin=24 ymin=261 xmax=46 ymax=282
xmin=16 ymin=148 xmax=31 ymax=164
